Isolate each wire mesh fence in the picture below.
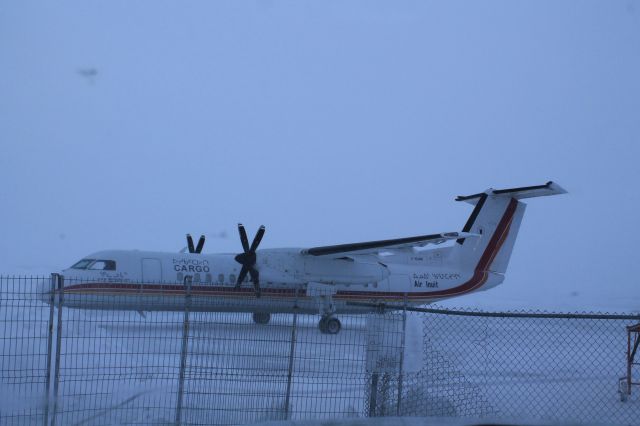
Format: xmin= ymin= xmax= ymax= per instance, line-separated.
xmin=0 ymin=275 xmax=639 ymax=425
xmin=0 ymin=276 xmax=53 ymax=425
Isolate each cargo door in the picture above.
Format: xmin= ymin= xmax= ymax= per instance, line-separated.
xmin=142 ymin=258 xmax=163 ymax=283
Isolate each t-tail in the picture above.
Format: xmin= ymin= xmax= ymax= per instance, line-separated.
xmin=453 ymin=181 xmax=566 ymax=281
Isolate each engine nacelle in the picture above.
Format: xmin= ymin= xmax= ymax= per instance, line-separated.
xmin=302 ymin=256 xmax=389 ymax=285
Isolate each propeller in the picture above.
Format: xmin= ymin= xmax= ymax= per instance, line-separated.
xmin=185 ymin=234 xmax=206 ymax=254
xmin=234 ymin=224 xmax=265 ymax=297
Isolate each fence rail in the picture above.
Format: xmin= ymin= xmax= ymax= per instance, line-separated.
xmin=0 ymin=275 xmax=638 ymax=425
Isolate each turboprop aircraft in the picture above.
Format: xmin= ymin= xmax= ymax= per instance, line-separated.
xmin=41 ymin=182 xmax=566 ymax=334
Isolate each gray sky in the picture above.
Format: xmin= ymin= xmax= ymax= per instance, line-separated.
xmin=1 ymin=1 xmax=639 ymax=310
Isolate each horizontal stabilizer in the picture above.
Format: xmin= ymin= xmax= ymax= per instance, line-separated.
xmin=456 ymin=181 xmax=567 ymax=204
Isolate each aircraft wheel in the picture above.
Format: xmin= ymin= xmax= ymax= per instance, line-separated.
xmin=325 ymin=317 xmax=341 ymax=334
xmin=319 ymin=317 xmax=341 ymax=334
xmin=252 ymin=312 xmax=271 ymax=324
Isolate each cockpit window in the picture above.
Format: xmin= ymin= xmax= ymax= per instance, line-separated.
xmin=70 ymin=259 xmax=116 ymax=271
xmin=89 ymin=260 xmax=116 ymax=271
xmin=71 ymin=259 xmax=95 ymax=269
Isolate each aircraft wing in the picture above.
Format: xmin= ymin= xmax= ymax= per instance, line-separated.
xmin=300 ymin=232 xmax=478 ymax=256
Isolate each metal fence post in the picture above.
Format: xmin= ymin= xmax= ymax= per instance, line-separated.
xmin=43 ymin=274 xmax=57 ymax=426
xmin=51 ymin=275 xmax=64 ymax=426
xmin=396 ymin=297 xmax=407 ymax=416
xmin=284 ymin=287 xmax=299 ymax=419
xmin=175 ymin=275 xmax=193 ymax=426
xmin=368 ymin=373 xmax=379 ymax=417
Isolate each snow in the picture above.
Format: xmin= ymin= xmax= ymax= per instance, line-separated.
xmin=1 ymin=278 xmax=639 ymax=425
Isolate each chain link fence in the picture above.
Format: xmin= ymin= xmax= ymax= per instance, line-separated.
xmin=1 ymin=275 xmax=638 ymax=425
xmin=416 ymin=306 xmax=640 ymax=424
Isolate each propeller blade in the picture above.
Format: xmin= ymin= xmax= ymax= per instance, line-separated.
xmin=195 ymin=235 xmax=205 ymax=253
xmin=249 ymin=268 xmax=261 ymax=298
xmin=234 ymin=225 xmax=264 ymax=297
xmin=238 ymin=224 xmax=250 ymax=253
xmin=236 ymin=266 xmax=249 ymax=289
xmin=249 ymin=226 xmax=266 ymax=253
xmin=186 ymin=234 xmax=195 ymax=253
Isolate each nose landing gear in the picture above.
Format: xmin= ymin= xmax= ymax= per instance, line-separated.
xmin=252 ymin=312 xmax=271 ymax=324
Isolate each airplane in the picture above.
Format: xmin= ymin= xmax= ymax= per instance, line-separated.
xmin=40 ymin=182 xmax=566 ymax=334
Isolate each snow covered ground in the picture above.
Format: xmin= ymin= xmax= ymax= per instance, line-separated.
xmin=1 ymin=277 xmax=638 ymax=425
xmin=0 ymin=279 xmax=404 ymax=425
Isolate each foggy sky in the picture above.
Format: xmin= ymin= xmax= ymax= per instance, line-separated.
xmin=1 ymin=0 xmax=639 ymax=310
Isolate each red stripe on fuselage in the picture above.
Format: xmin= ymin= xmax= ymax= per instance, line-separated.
xmin=61 ymin=198 xmax=519 ymax=302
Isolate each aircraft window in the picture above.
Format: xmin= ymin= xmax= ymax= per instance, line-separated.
xmin=218 ymin=274 xmax=224 ymax=284
xmin=205 ymin=273 xmax=212 ymax=284
xmin=229 ymin=274 xmax=236 ymax=284
xmin=193 ymin=273 xmax=201 ymax=283
xmin=177 ymin=272 xmax=184 ymax=283
xmin=88 ymin=260 xmax=116 ymax=271
xmin=70 ymin=259 xmax=95 ymax=270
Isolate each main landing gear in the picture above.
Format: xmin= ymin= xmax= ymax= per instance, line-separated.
xmin=307 ymin=282 xmax=342 ymax=335
xmin=317 ymin=292 xmax=341 ymax=334
xmin=318 ymin=315 xmax=341 ymax=334
xmin=252 ymin=312 xmax=271 ymax=324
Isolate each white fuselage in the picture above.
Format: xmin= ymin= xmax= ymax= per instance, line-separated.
xmin=51 ymin=242 xmax=505 ymax=315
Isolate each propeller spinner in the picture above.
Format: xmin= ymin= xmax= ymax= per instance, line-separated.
xmin=234 ymin=224 xmax=265 ymax=297
xmin=186 ymin=234 xmax=206 ymax=254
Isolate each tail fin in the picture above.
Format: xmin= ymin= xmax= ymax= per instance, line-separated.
xmin=454 ymin=181 xmax=566 ymax=274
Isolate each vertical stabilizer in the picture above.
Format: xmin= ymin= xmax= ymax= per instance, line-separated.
xmin=454 ymin=181 xmax=565 ymax=275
